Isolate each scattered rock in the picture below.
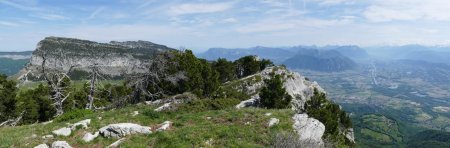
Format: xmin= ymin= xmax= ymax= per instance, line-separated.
xmin=42 ymin=135 xmax=54 ymax=139
xmin=245 ymin=122 xmax=251 ymax=125
xmin=268 ymin=118 xmax=280 ymax=127
xmin=70 ymin=119 xmax=91 ymax=130
xmin=236 ymin=95 xmax=260 ymax=109
xmin=34 ymin=144 xmax=49 ymax=148
xmin=156 ymin=121 xmax=172 ymax=132
xmin=98 ymin=117 xmax=102 ymax=120
xmin=107 ymin=138 xmax=126 ymax=148
xmin=52 ymin=127 xmax=71 ymax=137
xmin=265 ymin=113 xmax=272 ymax=116
xmin=132 ymin=111 xmax=139 ymax=116
xmin=99 ymin=123 xmax=152 ymax=138
xmin=82 ymin=132 xmax=99 ymax=142
xmin=51 ymin=141 xmax=72 ymax=148
xmin=205 ymin=138 xmax=214 ymax=146
xmin=206 ymin=117 xmax=212 ymax=120
xmin=292 ymin=114 xmax=325 ymax=147
xmin=154 ymin=103 xmax=171 ymax=112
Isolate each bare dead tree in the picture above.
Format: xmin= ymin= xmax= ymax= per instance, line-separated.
xmin=127 ymin=53 xmax=187 ymax=104
xmin=85 ymin=64 xmax=106 ymax=110
xmin=0 ymin=111 xmax=25 ymax=127
xmin=40 ymin=54 xmax=75 ymax=117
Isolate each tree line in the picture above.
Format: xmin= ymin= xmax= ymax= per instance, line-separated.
xmin=0 ymin=50 xmax=276 ymax=125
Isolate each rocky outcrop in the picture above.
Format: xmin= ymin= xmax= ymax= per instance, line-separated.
xmin=292 ymin=114 xmax=325 ymax=147
xmin=232 ymin=66 xmax=354 ymax=146
xmin=16 ymin=37 xmax=176 ymax=80
xmin=99 ymin=123 xmax=152 ymax=138
xmin=233 ymin=66 xmax=324 ymax=112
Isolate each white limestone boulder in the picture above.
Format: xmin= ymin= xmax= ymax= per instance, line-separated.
xmin=156 ymin=121 xmax=172 ymax=132
xmin=268 ymin=118 xmax=280 ymax=127
xmin=82 ymin=132 xmax=99 ymax=142
xmin=292 ymin=114 xmax=325 ymax=147
xmin=52 ymin=127 xmax=71 ymax=137
xmin=70 ymin=119 xmax=91 ymax=130
xmin=51 ymin=141 xmax=72 ymax=148
xmin=99 ymin=123 xmax=152 ymax=138
xmin=34 ymin=144 xmax=49 ymax=148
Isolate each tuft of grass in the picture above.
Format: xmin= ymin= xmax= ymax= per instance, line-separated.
xmin=54 ymin=109 xmax=93 ymax=123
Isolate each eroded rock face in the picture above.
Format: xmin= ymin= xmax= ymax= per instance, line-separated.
xmin=51 ymin=141 xmax=72 ymax=148
xmin=99 ymin=123 xmax=152 ymax=138
xmin=292 ymin=114 xmax=325 ymax=148
xmin=16 ymin=37 xmax=175 ymax=79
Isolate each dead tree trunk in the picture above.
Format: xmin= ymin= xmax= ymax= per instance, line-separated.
xmin=86 ymin=64 xmax=98 ymax=110
xmin=40 ymin=54 xmax=74 ymax=117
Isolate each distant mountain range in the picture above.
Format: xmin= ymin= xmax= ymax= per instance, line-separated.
xmin=367 ymin=45 xmax=450 ymax=64
xmin=198 ymin=46 xmax=366 ymax=72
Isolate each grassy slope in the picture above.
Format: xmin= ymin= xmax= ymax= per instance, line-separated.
xmin=0 ymin=105 xmax=294 ymax=147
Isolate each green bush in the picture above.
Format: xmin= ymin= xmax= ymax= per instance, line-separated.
xmin=143 ymin=109 xmax=160 ymax=119
xmin=177 ymin=98 xmax=240 ymax=112
xmin=54 ymin=109 xmax=93 ymax=122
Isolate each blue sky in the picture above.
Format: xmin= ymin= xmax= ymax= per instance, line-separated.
xmin=1 ymin=0 xmax=450 ymax=52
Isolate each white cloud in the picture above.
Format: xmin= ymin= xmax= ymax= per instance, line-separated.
xmin=0 ymin=0 xmax=42 ymax=11
xmin=235 ymin=17 xmax=352 ymax=33
xmin=168 ymin=2 xmax=233 ymax=16
xmin=0 ymin=21 xmax=19 ymax=27
xmin=316 ymin=0 xmax=355 ymax=6
xmin=34 ymin=13 xmax=69 ymax=21
xmin=222 ymin=17 xmax=238 ymax=23
xmin=364 ymin=0 xmax=450 ymax=22
xmin=86 ymin=7 xmax=106 ymax=20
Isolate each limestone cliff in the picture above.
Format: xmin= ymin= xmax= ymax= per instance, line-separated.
xmin=16 ymin=37 xmax=175 ymax=80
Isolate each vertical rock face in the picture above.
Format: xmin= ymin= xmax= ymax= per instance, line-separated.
xmin=16 ymin=37 xmax=176 ymax=79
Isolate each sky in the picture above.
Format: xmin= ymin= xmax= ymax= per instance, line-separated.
xmin=1 ymin=0 xmax=450 ymax=52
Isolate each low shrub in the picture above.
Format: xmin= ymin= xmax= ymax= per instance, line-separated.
xmin=177 ymin=98 xmax=240 ymax=112
xmin=54 ymin=109 xmax=93 ymax=122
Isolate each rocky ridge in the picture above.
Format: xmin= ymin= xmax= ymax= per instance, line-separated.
xmin=231 ymin=66 xmax=354 ymax=147
xmin=16 ymin=37 xmax=176 ymax=80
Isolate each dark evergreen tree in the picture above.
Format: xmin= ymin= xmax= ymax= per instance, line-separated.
xmin=260 ymin=74 xmax=292 ymax=109
xmin=212 ymin=58 xmax=236 ymax=83
xmin=0 ymin=74 xmax=17 ymax=122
